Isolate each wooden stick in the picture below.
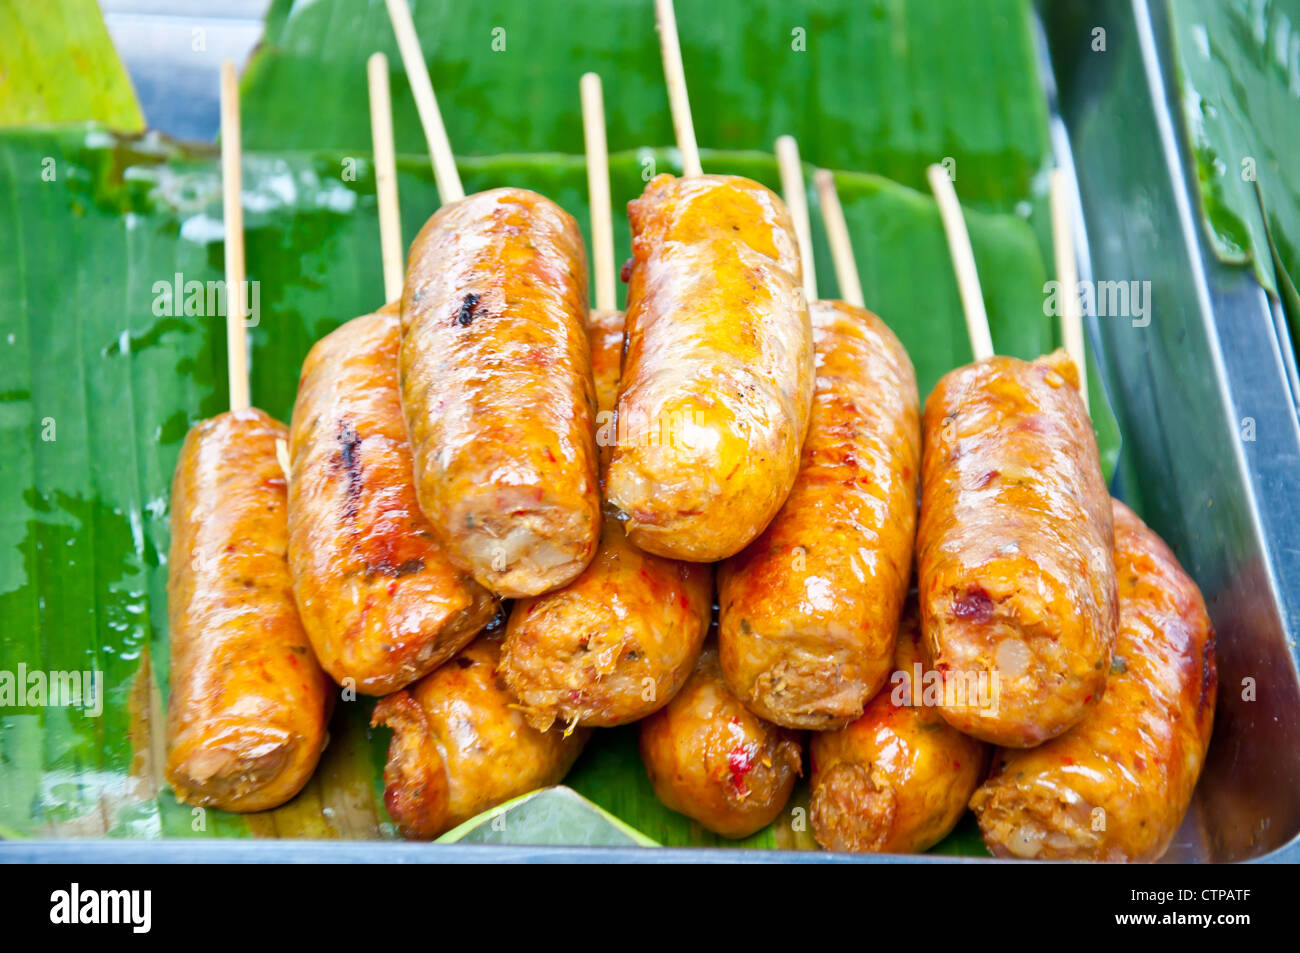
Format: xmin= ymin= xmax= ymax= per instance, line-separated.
xmin=813 ymin=170 xmax=864 ymax=309
xmin=1050 ymin=168 xmax=1089 ymax=413
xmin=581 ymin=72 xmax=616 ymax=313
xmin=220 ymin=59 xmax=250 ymax=413
xmin=654 ymin=0 xmax=702 ymax=177
xmin=926 ymin=163 xmax=994 ymax=362
xmin=775 ymin=135 xmax=817 ymax=303
xmin=383 ymin=0 xmax=464 ymax=203
xmin=275 ymin=438 xmax=291 ymax=482
xmin=369 ymin=52 xmax=404 ymax=304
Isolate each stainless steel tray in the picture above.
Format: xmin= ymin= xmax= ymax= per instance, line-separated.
xmin=5 ymin=0 xmax=1296 ymax=864
xmin=1042 ymin=0 xmax=1300 ymax=862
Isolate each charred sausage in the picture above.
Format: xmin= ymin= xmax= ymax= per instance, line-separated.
xmin=917 ymin=350 xmax=1117 ymax=747
xmin=371 ymin=624 xmax=591 ymax=840
xmin=606 ymin=174 xmax=814 ymax=562
xmin=639 ymin=643 xmax=802 ymax=839
xmin=500 ymin=308 xmax=712 ymax=730
xmin=719 ymin=301 xmax=919 ymax=729
xmin=969 ymin=500 xmax=1216 ymax=862
xmin=810 ymin=603 xmax=988 ymax=853
xmin=287 ymin=305 xmax=497 ymax=696
xmin=165 ymin=409 xmax=330 ymax=812
xmin=400 ymin=188 xmax=600 ymax=598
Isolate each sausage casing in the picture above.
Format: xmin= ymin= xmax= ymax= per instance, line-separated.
xmin=810 ymin=604 xmax=988 ymax=853
xmin=638 ymin=643 xmax=803 ymax=839
xmin=500 ymin=309 xmax=713 ymax=729
xmin=165 ymin=409 xmax=330 ymax=812
xmin=606 ymin=174 xmax=814 ymax=562
xmin=400 ymin=188 xmax=600 ymax=598
xmin=719 ymin=301 xmax=919 ymax=728
xmin=371 ymin=627 xmax=590 ymax=839
xmin=969 ymin=500 xmax=1217 ymax=862
xmin=287 ymin=306 xmax=497 ymax=696
xmin=586 ymin=307 xmax=626 ymax=457
xmin=918 ymin=351 xmax=1117 ymax=747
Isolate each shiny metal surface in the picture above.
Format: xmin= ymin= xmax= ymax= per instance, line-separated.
xmin=101 ymin=0 xmax=270 ymax=141
xmin=1043 ymin=0 xmax=1300 ymax=862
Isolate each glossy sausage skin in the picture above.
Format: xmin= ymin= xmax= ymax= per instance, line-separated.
xmin=918 ymin=351 xmax=1117 ymax=747
xmin=400 ymin=188 xmax=600 ymax=598
xmin=288 ymin=306 xmax=497 ymax=695
xmin=165 ymin=409 xmax=331 ymax=812
xmin=810 ymin=604 xmax=988 ymax=853
xmin=500 ymin=309 xmax=713 ymax=730
xmin=586 ymin=307 xmax=626 ymax=458
xmin=969 ymin=500 xmax=1217 ymax=862
xmin=719 ymin=301 xmax=919 ymax=729
xmin=371 ymin=626 xmax=590 ymax=840
xmin=639 ymin=644 xmax=802 ymax=839
xmin=606 ymin=174 xmax=814 ymax=562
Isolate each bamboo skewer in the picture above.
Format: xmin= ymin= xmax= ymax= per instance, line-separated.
xmin=581 ymin=72 xmax=617 ymax=313
xmin=813 ymin=170 xmax=865 ymax=310
xmin=775 ymin=135 xmax=817 ymax=304
xmin=221 ymin=61 xmax=290 ymax=477
xmin=220 ymin=60 xmax=250 ymax=413
xmin=926 ymin=163 xmax=994 ymax=362
xmin=369 ymin=52 xmax=405 ymax=303
xmin=275 ymin=432 xmax=292 ymax=479
xmin=655 ymin=0 xmax=702 ymax=177
xmin=383 ymin=0 xmax=464 ymax=203
xmin=1050 ymin=168 xmax=1089 ymax=414
xmin=928 ymin=164 xmax=1095 ymax=417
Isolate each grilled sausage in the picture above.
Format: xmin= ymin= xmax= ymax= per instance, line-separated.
xmin=606 ymin=174 xmax=814 ymax=562
xmin=969 ymin=500 xmax=1217 ymax=862
xmin=165 ymin=409 xmax=330 ymax=812
xmin=719 ymin=301 xmax=919 ymax=729
xmin=639 ymin=643 xmax=802 ymax=839
xmin=287 ymin=305 xmax=497 ymax=696
xmin=586 ymin=307 xmax=626 ymax=453
xmin=400 ymin=188 xmax=600 ymax=598
xmin=371 ymin=621 xmax=590 ymax=840
xmin=918 ymin=350 xmax=1117 ymax=747
xmin=500 ymin=308 xmax=712 ymax=730
xmin=810 ymin=603 xmax=988 ymax=853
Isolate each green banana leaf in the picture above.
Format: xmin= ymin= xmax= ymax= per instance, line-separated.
xmin=436 ymin=786 xmax=658 ymax=847
xmin=242 ymin=0 xmax=1050 ymax=213
xmin=1167 ymin=0 xmax=1300 ymax=340
xmin=0 ymin=0 xmax=144 ymax=132
xmin=0 ymin=127 xmax=1114 ymax=851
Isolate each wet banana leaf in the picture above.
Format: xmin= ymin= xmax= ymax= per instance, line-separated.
xmin=241 ymin=0 xmax=1050 ymax=214
xmin=436 ymin=786 xmax=658 ymax=847
xmin=1167 ymin=0 xmax=1300 ymax=339
xmin=0 ymin=0 xmax=144 ymax=132
xmin=0 ymin=127 xmax=1114 ymax=854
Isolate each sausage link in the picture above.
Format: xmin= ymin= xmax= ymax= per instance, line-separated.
xmin=638 ymin=643 xmax=803 ymax=839
xmin=606 ymin=174 xmax=814 ymax=562
xmin=719 ymin=301 xmax=919 ymax=728
xmin=587 ymin=307 xmax=626 ymax=460
xmin=165 ymin=409 xmax=330 ymax=812
xmin=918 ymin=351 xmax=1117 ymax=746
xmin=810 ymin=603 xmax=988 ymax=853
xmin=969 ymin=500 xmax=1217 ymax=862
xmin=287 ymin=305 xmax=497 ymax=696
xmin=371 ymin=627 xmax=590 ymax=839
xmin=400 ymin=188 xmax=600 ymax=598
xmin=500 ymin=309 xmax=712 ymax=729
